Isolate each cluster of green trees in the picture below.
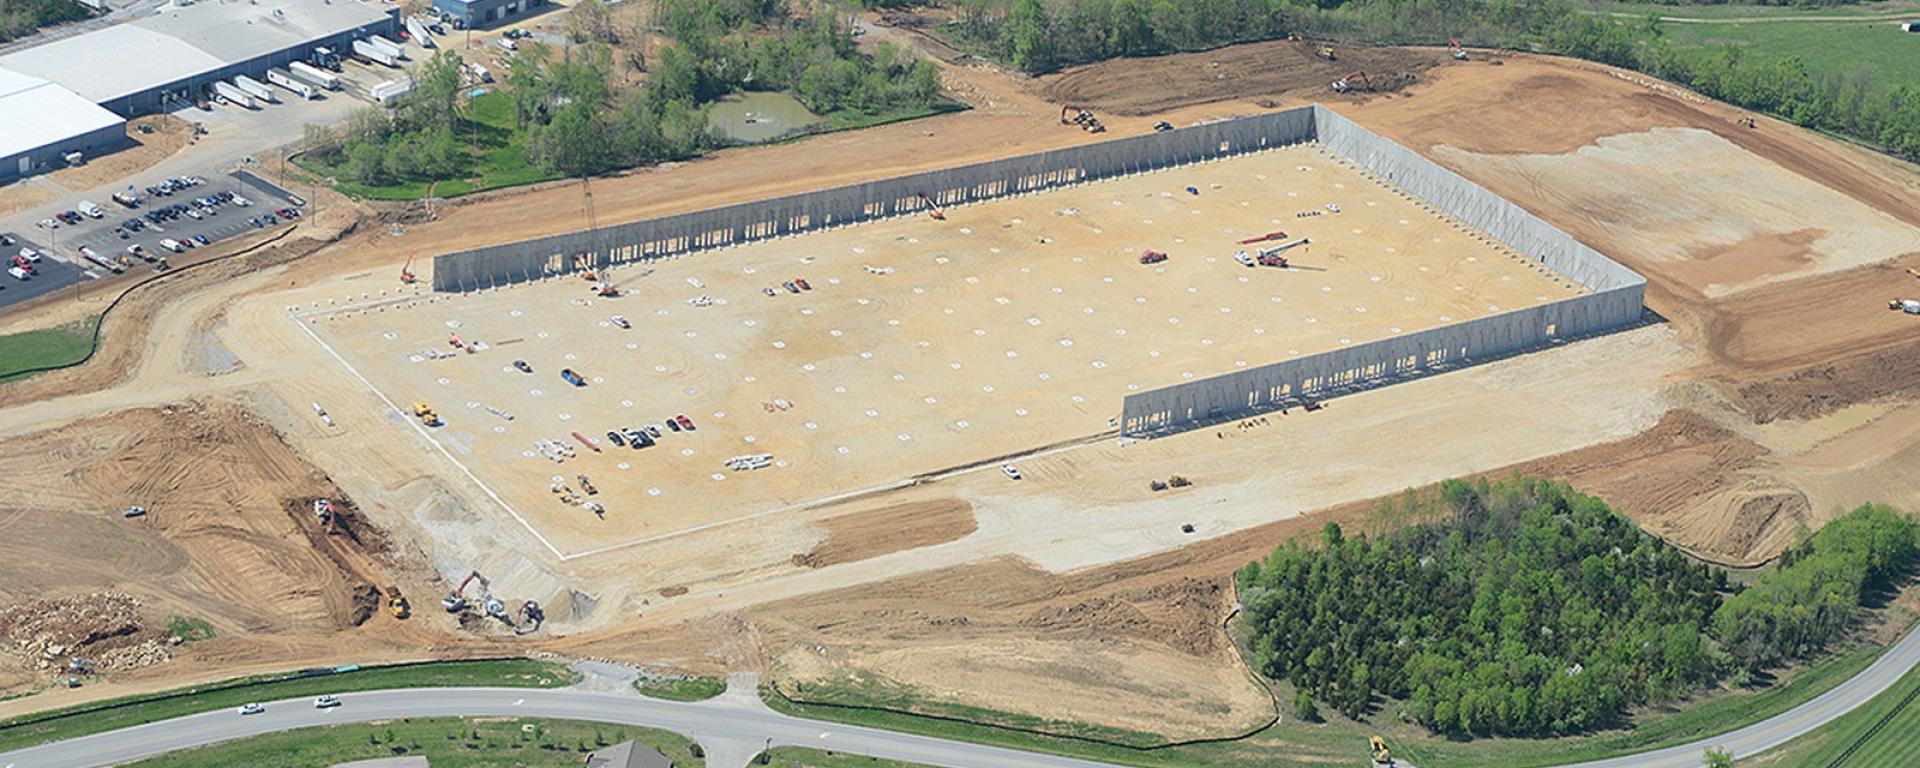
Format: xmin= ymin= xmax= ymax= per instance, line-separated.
xmin=508 ymin=44 xmax=712 ymax=178
xmin=944 ymin=0 xmax=1920 ymax=162
xmin=0 ymin=0 xmax=90 ymax=43
xmin=301 ymin=51 xmax=471 ymax=187
xmin=653 ymin=0 xmax=943 ymax=118
xmin=1714 ymin=503 xmax=1917 ymax=671
xmin=1237 ymin=478 xmax=1918 ymax=739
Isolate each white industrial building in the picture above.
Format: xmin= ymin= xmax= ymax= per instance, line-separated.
xmin=0 ymin=68 xmax=126 ymax=183
xmin=0 ymin=0 xmax=397 ymax=183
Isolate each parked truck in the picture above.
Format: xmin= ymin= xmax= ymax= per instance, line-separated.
xmin=367 ymin=35 xmax=406 ymax=60
xmin=232 ymin=75 xmax=277 ymax=104
xmin=352 ymin=39 xmax=398 ymax=68
xmin=467 ymin=62 xmax=492 ymax=83
xmin=406 ymin=17 xmax=436 ymax=48
xmin=267 ymin=68 xmax=315 ymax=100
xmin=211 ymin=81 xmax=256 ymax=109
xmin=370 ymin=77 xmax=414 ymax=107
xmin=311 ymin=46 xmax=342 ymax=71
xmin=290 ymin=61 xmax=341 ymax=90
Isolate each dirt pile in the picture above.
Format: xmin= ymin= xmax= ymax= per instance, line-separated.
xmin=0 ymin=592 xmax=170 ymax=675
xmin=792 ymin=500 xmax=977 ymax=568
xmin=1040 ymin=39 xmax=1441 ymax=115
xmin=1731 ymin=335 xmax=1920 ymax=424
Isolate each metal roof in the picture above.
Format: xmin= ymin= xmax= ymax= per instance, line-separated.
xmin=0 ymin=0 xmax=391 ymax=104
xmin=0 ymin=24 xmax=225 ymax=103
xmin=0 ymin=67 xmax=125 ymax=159
xmin=141 ymin=0 xmax=395 ymax=64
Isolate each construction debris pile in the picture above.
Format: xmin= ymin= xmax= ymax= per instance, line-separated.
xmin=0 ymin=592 xmax=171 ymax=676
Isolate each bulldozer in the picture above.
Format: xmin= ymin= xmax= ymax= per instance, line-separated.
xmin=386 ymin=586 xmax=411 ymax=619
xmin=413 ymin=401 xmax=442 ymax=427
xmin=1370 ymin=736 xmax=1394 ymax=765
xmin=1316 ymin=45 xmax=1336 ymax=61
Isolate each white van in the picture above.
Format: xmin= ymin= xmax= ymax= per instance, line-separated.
xmin=77 ymin=200 xmax=105 ymax=218
xmin=160 ymin=238 xmax=185 ymax=253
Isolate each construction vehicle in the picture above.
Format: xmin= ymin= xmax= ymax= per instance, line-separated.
xmin=1891 ymin=298 xmax=1920 ymax=315
xmin=595 ymin=281 xmax=618 ymax=297
xmin=1449 ymin=38 xmax=1467 ymax=61
xmin=1371 ymin=735 xmax=1393 ymax=765
xmin=1168 ymin=475 xmax=1192 ymax=488
xmin=1317 ymin=45 xmax=1336 ymax=61
xmin=400 ymin=254 xmax=417 ymax=284
xmin=1060 ymin=105 xmax=1105 ymax=133
xmin=386 ymin=587 xmax=411 ymax=619
xmin=442 ymin=570 xmax=506 ymax=619
xmin=517 ymin=600 xmax=545 ymax=632
xmin=918 ymin=193 xmax=945 ymax=220
xmin=413 ymin=401 xmax=442 ymax=426
xmin=1907 ymin=267 xmax=1920 ymax=279
xmin=1737 ymin=115 xmax=1757 ymax=129
xmin=1332 ymin=70 xmax=1368 ymax=94
xmin=577 ymin=474 xmax=598 ymax=494
xmin=1238 ymin=230 xmax=1287 ymax=245
xmin=1139 ymin=250 xmax=1169 ymax=265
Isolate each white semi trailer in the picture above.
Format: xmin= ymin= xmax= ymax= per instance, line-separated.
xmin=368 ymin=35 xmax=406 ymax=60
xmin=289 ymin=61 xmax=341 ymax=90
xmin=211 ymin=81 xmax=257 ymax=109
xmin=406 ymin=17 xmax=436 ymax=48
xmin=233 ymin=75 xmax=277 ymax=104
xmin=370 ymin=77 xmax=415 ymax=107
xmin=353 ymin=39 xmax=398 ymax=67
xmin=267 ymin=68 xmax=315 ymax=100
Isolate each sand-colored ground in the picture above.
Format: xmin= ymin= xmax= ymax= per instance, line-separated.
xmin=45 ymin=115 xmax=195 ymax=193
xmin=302 ymin=144 xmax=1571 ymax=557
xmin=6 ymin=29 xmax=1920 ymax=742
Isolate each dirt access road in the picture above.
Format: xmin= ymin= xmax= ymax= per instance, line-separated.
xmin=4 ymin=27 xmax=1920 ymax=748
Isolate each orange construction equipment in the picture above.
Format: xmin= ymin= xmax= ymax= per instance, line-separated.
xmin=1448 ymin=38 xmax=1467 ymax=60
xmin=595 ymin=282 xmax=619 ymax=297
xmin=919 ymin=194 xmax=945 ymax=221
xmin=1332 ymin=70 xmax=1369 ymax=93
xmin=1237 ymin=230 xmax=1287 ymax=245
xmin=399 ymin=254 xmax=417 ymax=284
xmin=1139 ymin=250 xmax=1168 ymax=265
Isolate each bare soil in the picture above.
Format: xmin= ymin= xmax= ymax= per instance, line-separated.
xmin=792 ymin=500 xmax=977 ymax=569
xmin=1041 ymin=39 xmax=1440 ymax=116
xmin=46 ymin=116 xmax=193 ymax=193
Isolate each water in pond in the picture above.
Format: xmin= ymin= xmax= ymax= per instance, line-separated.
xmin=708 ymin=92 xmax=822 ymax=144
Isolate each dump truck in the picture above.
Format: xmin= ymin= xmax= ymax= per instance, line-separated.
xmin=413 ymin=401 xmax=442 ymax=426
xmin=386 ymin=587 xmax=410 ymax=619
xmin=560 ymin=368 xmax=586 ymax=387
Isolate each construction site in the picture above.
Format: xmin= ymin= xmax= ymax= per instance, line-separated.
xmin=3 ymin=18 xmax=1920 ymax=760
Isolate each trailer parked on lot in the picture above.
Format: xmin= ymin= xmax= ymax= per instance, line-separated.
xmin=406 ymin=17 xmax=436 ymax=48
xmin=290 ymin=61 xmax=341 ymax=90
xmin=211 ymin=81 xmax=256 ymax=109
xmin=233 ymin=75 xmax=277 ymax=104
xmin=368 ymin=35 xmax=406 ymax=60
xmin=353 ymin=39 xmax=398 ymax=67
xmin=267 ymin=68 xmax=315 ymax=100
xmin=370 ymin=77 xmax=414 ymax=107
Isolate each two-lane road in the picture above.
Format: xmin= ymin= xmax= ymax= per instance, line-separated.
xmin=8 ymin=617 xmax=1919 ymax=768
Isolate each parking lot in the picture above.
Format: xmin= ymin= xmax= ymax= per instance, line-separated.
xmin=1 ymin=171 xmax=308 ymax=312
xmin=0 ymin=232 xmax=88 ymax=307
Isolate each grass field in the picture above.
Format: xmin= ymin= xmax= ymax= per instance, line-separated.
xmin=164 ymin=616 xmax=215 ymax=644
xmin=762 ymin=633 xmax=1903 ymax=768
xmin=0 ymin=659 xmax=578 ymax=753
xmin=634 ymin=675 xmax=727 ymax=702
xmin=120 ymin=716 xmax=700 ymax=768
xmin=0 ymin=315 xmax=97 ymax=383
xmin=1753 ymin=662 xmax=1920 ymax=767
xmin=1655 ymin=18 xmax=1920 ymax=87
xmin=1585 ymin=0 xmax=1919 ymax=20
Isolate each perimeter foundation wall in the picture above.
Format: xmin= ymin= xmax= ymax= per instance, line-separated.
xmin=431 ymin=108 xmax=1317 ymax=291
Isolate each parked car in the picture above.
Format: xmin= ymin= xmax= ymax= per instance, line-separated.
xmin=17 ymin=248 xmax=40 ymax=262
xmin=6 ymin=266 xmax=28 ymax=280
xmin=605 ymin=430 xmax=626 ymax=448
xmin=513 ymin=359 xmax=532 ymax=373
xmin=1001 ymin=463 xmax=1023 ymax=480
xmin=231 ymin=194 xmax=252 ymax=207
xmin=192 ymin=234 xmax=211 ymax=246
xmin=675 ymin=414 xmax=694 ymax=431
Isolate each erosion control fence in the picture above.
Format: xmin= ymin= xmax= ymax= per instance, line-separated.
xmin=429 ymin=105 xmax=1645 ymax=437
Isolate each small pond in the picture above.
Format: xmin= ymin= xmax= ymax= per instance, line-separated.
xmin=707 ymin=91 xmax=822 ymax=144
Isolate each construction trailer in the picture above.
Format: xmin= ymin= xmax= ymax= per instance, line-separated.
xmin=267 ymin=68 xmax=315 ymax=100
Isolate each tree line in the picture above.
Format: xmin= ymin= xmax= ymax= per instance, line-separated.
xmin=942 ymin=0 xmax=1920 ymax=163
xmin=306 ymin=0 xmax=945 ymax=188
xmin=0 ymin=0 xmax=91 ymax=43
xmin=1236 ymin=478 xmax=1918 ymax=739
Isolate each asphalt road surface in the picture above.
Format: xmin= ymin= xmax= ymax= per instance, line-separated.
xmin=7 ymin=619 xmax=1920 ymax=768
xmin=0 ymin=234 xmax=88 ymax=311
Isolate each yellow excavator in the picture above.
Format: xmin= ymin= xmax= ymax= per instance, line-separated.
xmin=386 ymin=587 xmax=411 ymax=619
xmin=413 ymin=401 xmax=442 ymax=426
xmin=1370 ymin=736 xmax=1394 ymax=765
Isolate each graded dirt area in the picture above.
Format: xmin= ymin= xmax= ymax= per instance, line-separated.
xmin=1042 ymin=38 xmax=1438 ymax=116
xmin=300 ymin=144 xmax=1573 ymax=557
